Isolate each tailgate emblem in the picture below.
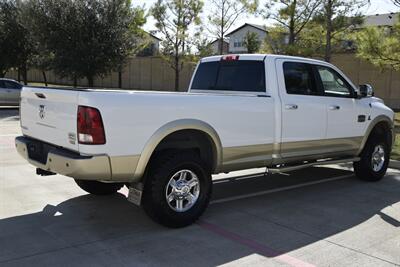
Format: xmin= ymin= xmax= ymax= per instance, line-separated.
xmin=39 ymin=105 xmax=45 ymax=119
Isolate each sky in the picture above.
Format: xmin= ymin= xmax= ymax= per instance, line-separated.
xmin=133 ymin=0 xmax=400 ymax=38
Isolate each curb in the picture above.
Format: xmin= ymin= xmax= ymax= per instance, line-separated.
xmin=389 ymin=160 xmax=400 ymax=169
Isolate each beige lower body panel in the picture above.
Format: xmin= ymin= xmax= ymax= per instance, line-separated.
xmin=110 ymin=155 xmax=140 ymax=182
xmin=221 ymin=144 xmax=274 ymax=172
xmin=280 ymin=137 xmax=363 ymax=158
xmin=220 ymin=137 xmax=363 ymax=173
xmin=276 ymin=137 xmax=363 ymax=164
xmin=16 ymin=135 xmax=364 ymax=183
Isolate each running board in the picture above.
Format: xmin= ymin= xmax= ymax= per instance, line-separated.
xmin=267 ymin=157 xmax=360 ymax=174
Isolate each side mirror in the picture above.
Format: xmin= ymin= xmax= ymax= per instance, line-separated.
xmin=359 ymin=84 xmax=374 ymax=98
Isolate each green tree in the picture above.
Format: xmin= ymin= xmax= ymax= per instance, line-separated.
xmin=263 ymin=0 xmax=321 ymax=49
xmin=356 ymin=19 xmax=400 ymax=71
xmin=29 ymin=48 xmax=53 ymax=86
xmin=193 ymin=32 xmax=214 ymax=58
xmin=243 ymin=32 xmax=261 ymax=53
xmin=28 ymin=0 xmax=146 ymax=87
xmin=315 ymin=0 xmax=367 ymax=62
xmin=152 ymin=0 xmax=203 ymax=91
xmin=262 ymin=23 xmax=326 ymax=56
xmin=207 ymin=0 xmax=258 ymax=55
xmin=0 ymin=0 xmax=34 ymax=82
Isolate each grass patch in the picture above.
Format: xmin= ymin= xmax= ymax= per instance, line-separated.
xmin=392 ymin=134 xmax=400 ymax=161
xmin=391 ymin=112 xmax=400 ymax=161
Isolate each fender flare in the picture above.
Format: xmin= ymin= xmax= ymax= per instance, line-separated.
xmin=357 ymin=115 xmax=394 ymax=155
xmin=132 ymin=119 xmax=223 ymax=180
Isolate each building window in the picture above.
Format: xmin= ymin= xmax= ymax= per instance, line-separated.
xmin=233 ymin=40 xmax=243 ymax=48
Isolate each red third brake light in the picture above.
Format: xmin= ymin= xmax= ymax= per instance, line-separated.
xmin=222 ymin=55 xmax=239 ymax=61
xmin=77 ymin=106 xmax=106 ymax=145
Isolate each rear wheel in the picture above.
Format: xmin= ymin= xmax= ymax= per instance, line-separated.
xmin=75 ymin=180 xmax=124 ymax=195
xmin=354 ymin=135 xmax=390 ymax=182
xmin=142 ymin=151 xmax=212 ymax=228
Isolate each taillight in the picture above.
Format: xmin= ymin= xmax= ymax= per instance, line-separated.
xmin=77 ymin=106 xmax=106 ymax=145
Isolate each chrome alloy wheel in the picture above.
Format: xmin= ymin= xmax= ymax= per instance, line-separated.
xmin=165 ymin=170 xmax=200 ymax=212
xmin=371 ymin=145 xmax=385 ymax=172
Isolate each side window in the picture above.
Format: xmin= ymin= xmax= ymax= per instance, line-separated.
xmin=191 ymin=62 xmax=219 ymax=90
xmin=316 ymin=66 xmax=353 ymax=97
xmin=283 ymin=62 xmax=319 ymax=96
xmin=0 ymin=81 xmax=5 ymax=88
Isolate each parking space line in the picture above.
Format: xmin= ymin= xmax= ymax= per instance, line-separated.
xmin=213 ymin=179 xmax=231 ymax=184
xmin=198 ymin=220 xmax=316 ymax=267
xmin=213 ymin=173 xmax=266 ymax=184
xmin=211 ymin=174 xmax=354 ymax=204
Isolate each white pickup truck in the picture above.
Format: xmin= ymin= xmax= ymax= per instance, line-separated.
xmin=16 ymin=54 xmax=394 ymax=227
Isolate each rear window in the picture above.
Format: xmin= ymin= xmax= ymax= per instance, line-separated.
xmin=191 ymin=60 xmax=265 ymax=92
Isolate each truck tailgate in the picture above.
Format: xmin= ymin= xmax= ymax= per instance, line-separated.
xmin=20 ymin=87 xmax=79 ymax=151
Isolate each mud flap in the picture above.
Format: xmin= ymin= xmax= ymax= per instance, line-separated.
xmin=128 ymin=183 xmax=143 ymax=206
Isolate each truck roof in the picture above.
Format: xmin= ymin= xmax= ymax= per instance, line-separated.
xmin=201 ymin=54 xmax=329 ymax=66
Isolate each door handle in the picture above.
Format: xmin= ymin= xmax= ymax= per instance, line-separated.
xmin=329 ymin=105 xmax=340 ymax=110
xmin=285 ymin=104 xmax=298 ymax=110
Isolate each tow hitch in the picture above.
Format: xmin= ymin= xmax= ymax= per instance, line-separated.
xmin=36 ymin=168 xmax=56 ymax=176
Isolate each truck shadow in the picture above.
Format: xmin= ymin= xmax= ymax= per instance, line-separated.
xmin=0 ymin=167 xmax=399 ymax=266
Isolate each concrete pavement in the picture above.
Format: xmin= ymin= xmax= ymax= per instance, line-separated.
xmin=1 ymin=108 xmax=400 ymax=267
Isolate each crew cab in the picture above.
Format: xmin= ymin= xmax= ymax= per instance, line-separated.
xmin=16 ymin=54 xmax=394 ymax=227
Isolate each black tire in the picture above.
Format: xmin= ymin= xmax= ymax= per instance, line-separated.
xmin=142 ymin=151 xmax=212 ymax=228
xmin=354 ymin=134 xmax=390 ymax=182
xmin=75 ymin=180 xmax=124 ymax=195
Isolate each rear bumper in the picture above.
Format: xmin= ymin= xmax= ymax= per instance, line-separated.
xmin=15 ymin=136 xmax=112 ymax=181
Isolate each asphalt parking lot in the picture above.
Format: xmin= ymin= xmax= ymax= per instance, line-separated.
xmin=1 ymin=107 xmax=400 ymax=267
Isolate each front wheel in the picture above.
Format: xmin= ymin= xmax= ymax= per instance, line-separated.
xmin=354 ymin=135 xmax=390 ymax=182
xmin=142 ymin=152 xmax=212 ymax=228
